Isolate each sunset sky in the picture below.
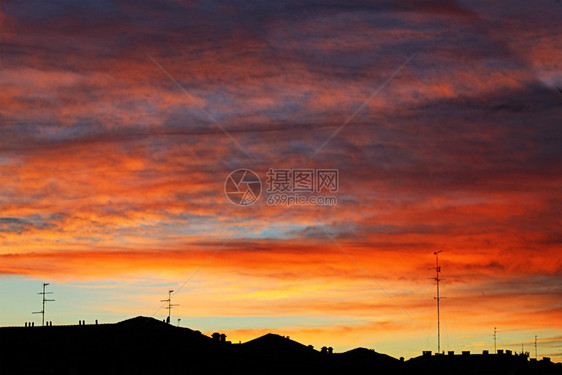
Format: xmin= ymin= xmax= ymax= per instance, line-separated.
xmin=0 ymin=0 xmax=560 ymax=361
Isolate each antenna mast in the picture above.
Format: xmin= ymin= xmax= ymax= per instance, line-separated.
xmin=433 ymin=251 xmax=443 ymax=354
xmin=535 ymin=335 xmax=537 ymax=359
xmin=494 ymin=327 xmax=497 ymax=354
xmin=32 ymin=283 xmax=54 ymax=326
xmin=160 ymin=289 xmax=178 ymax=324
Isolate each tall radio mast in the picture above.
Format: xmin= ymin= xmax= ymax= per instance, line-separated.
xmin=433 ymin=251 xmax=443 ymax=354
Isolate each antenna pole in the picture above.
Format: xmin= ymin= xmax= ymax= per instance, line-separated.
xmin=32 ymin=283 xmax=54 ymax=326
xmin=535 ymin=335 xmax=537 ymax=359
xmin=434 ymin=251 xmax=443 ymax=354
xmin=494 ymin=327 xmax=497 ymax=354
xmin=167 ymin=289 xmax=172 ymax=319
xmin=160 ymin=289 xmax=178 ymax=324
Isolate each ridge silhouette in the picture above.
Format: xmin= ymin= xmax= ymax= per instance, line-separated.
xmin=0 ymin=316 xmax=559 ymax=374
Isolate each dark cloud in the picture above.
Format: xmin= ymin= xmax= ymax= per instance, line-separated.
xmin=0 ymin=217 xmax=32 ymax=234
xmin=0 ymin=214 xmax=65 ymax=234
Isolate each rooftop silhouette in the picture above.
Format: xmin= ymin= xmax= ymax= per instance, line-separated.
xmin=0 ymin=316 xmax=559 ymax=374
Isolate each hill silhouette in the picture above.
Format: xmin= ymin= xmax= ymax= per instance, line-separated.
xmin=243 ymin=332 xmax=314 ymax=354
xmin=340 ymin=347 xmax=400 ymax=365
xmin=0 ymin=316 xmax=559 ymax=374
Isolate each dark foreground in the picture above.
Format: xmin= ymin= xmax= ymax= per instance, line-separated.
xmin=0 ymin=317 xmax=559 ymax=374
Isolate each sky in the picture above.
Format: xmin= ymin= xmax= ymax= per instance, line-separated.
xmin=0 ymin=0 xmax=561 ymax=361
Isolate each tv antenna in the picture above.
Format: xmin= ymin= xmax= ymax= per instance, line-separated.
xmin=535 ymin=335 xmax=538 ymax=359
xmin=432 ymin=251 xmax=445 ymax=354
xmin=32 ymin=283 xmax=54 ymax=326
xmin=161 ymin=289 xmax=178 ymax=324
xmin=494 ymin=327 xmax=497 ymax=353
